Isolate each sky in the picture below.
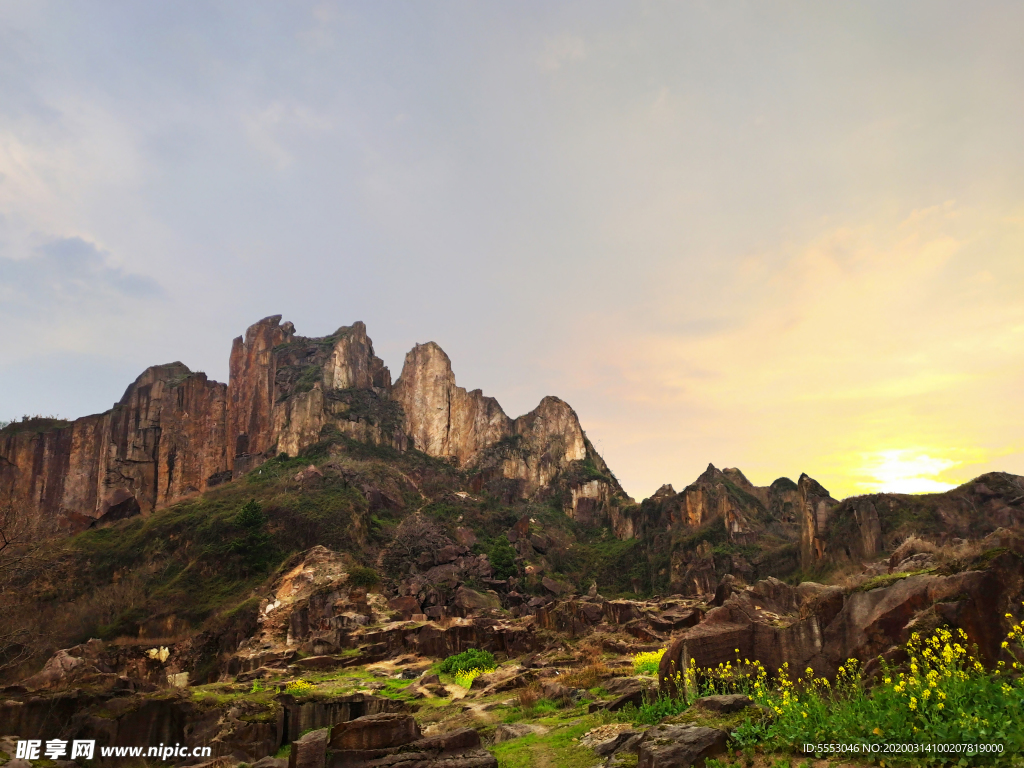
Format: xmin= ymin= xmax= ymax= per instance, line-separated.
xmin=1 ymin=1 xmax=1023 ymax=501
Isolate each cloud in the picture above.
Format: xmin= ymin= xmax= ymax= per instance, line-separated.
xmin=556 ymin=203 xmax=1024 ymax=499
xmin=536 ymin=35 xmax=586 ymax=72
xmin=243 ymin=101 xmax=334 ymax=170
xmin=0 ymin=235 xmax=163 ymax=303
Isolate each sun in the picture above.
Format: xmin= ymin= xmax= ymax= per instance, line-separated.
xmin=859 ymin=449 xmax=959 ymax=495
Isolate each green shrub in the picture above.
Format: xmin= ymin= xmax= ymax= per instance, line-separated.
xmin=439 ymin=649 xmax=497 ymax=675
xmin=488 ymin=538 xmax=517 ymax=580
xmin=347 ymin=566 xmax=380 ymax=589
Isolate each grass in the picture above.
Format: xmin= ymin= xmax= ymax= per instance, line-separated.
xmin=491 ymin=708 xmax=604 ymax=768
xmin=854 ymin=568 xmax=933 ymax=592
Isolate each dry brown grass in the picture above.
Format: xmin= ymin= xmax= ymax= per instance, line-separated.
xmin=576 ymin=636 xmax=604 ymax=662
xmin=516 ymin=682 xmax=540 ymax=709
xmin=890 ymin=534 xmax=984 ymax=567
xmin=560 ymin=660 xmax=609 ymax=689
xmin=836 ymin=535 xmax=990 ymax=591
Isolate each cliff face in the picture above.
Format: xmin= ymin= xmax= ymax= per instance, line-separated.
xmin=392 ymin=344 xmax=628 ymax=523
xmin=391 ymin=343 xmax=511 ymax=467
xmin=0 ymin=364 xmax=228 ymax=535
xmin=227 ymin=315 xmax=294 ymax=473
xmin=797 ymin=473 xmax=840 ymax=567
xmin=817 ymin=472 xmax=1024 ymax=564
xmin=1 ymin=315 xmax=622 ymax=535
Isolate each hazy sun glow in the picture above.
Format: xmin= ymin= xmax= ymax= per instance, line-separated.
xmin=858 ymin=450 xmax=959 ymax=495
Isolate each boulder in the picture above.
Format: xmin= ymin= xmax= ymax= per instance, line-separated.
xmin=410 ymin=728 xmax=482 ymax=752
xmin=606 ymin=688 xmax=649 ymax=712
xmin=579 ymin=723 xmax=639 ymax=756
xmin=603 ymin=600 xmax=642 ymax=625
xmin=541 ymin=576 xmax=570 ymax=596
xmin=636 ymin=725 xmax=728 ymax=768
xmin=452 ymin=587 xmax=501 ymax=613
xmin=455 ymin=527 xmax=478 ymax=547
xmin=288 ymin=728 xmax=329 ymax=768
xmin=21 ymin=649 xmax=90 ymax=690
xmin=388 ymin=596 xmax=422 ymax=620
xmin=329 ymin=713 xmax=421 ymax=751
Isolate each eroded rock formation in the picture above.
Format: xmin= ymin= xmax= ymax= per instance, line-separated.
xmin=1 ymin=316 xmax=624 ymax=535
xmin=0 ymin=363 xmax=228 ymax=535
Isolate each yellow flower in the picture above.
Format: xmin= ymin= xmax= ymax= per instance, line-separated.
xmin=873 ymin=727 xmax=883 ymax=736
xmin=909 ymin=697 xmax=918 ymax=710
xmin=802 ymin=711 xmax=808 ymax=718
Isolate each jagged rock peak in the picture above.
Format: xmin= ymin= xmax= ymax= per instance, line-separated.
xmin=797 ymin=472 xmax=834 ymax=498
xmin=722 ymin=467 xmax=755 ymax=489
xmin=392 ymin=341 xmax=511 ymax=466
xmin=651 ymin=484 xmax=676 ymax=501
xmin=695 ymin=463 xmax=724 ymax=485
xmin=116 ymin=362 xmax=193 ymax=405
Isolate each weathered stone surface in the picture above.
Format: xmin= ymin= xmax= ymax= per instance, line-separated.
xmin=636 ymin=725 xmax=728 ymax=768
xmin=661 ymin=554 xmax=1024 ymax=695
xmin=329 ymin=713 xmax=421 ymax=751
xmin=451 ymin=587 xmax=501 ymax=613
xmin=606 ymin=688 xmax=648 ymax=712
xmin=229 ymin=315 xmax=295 ymax=471
xmin=492 ymin=723 xmax=549 ymax=743
xmin=21 ymin=649 xmax=89 ymax=690
xmin=2 ymin=316 xmax=626 ymax=540
xmin=409 ymin=728 xmax=481 ymax=752
xmin=288 ymin=727 xmax=328 ymax=768
xmin=797 ymin=473 xmax=840 ymax=568
xmin=388 ymin=596 xmax=423 ymax=620
xmin=0 ymin=364 xmax=229 ymax=535
xmin=392 ymin=342 xmax=511 ymax=468
xmin=579 ymin=723 xmax=637 ymax=755
xmin=691 ymin=694 xmax=753 ymax=714
xmin=541 ymin=577 xmax=570 ymax=596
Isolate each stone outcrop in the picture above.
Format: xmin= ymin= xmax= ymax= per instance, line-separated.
xmin=2 ymin=316 xmax=623 ymax=537
xmin=659 ymin=546 xmax=1024 ymax=693
xmin=391 ymin=343 xmax=510 ymax=467
xmin=636 ymin=724 xmax=728 ymax=768
xmin=627 ymin=463 xmax=833 ymax=546
xmin=393 ymin=344 xmax=629 ymax=523
xmin=813 ymin=472 xmax=1024 ymax=567
xmin=0 ymin=363 xmax=228 ymax=535
xmin=0 ymin=686 xmax=409 ymax=765
xmin=797 ymin=473 xmax=840 ymax=567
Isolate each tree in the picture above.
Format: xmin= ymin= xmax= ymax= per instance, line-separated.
xmin=230 ymin=500 xmax=273 ymax=571
xmin=380 ymin=515 xmax=453 ymax=577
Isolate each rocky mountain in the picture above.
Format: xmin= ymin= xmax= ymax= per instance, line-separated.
xmin=0 ymin=315 xmax=629 ymax=537
xmin=3 ymin=318 xmax=1024 ymax=767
